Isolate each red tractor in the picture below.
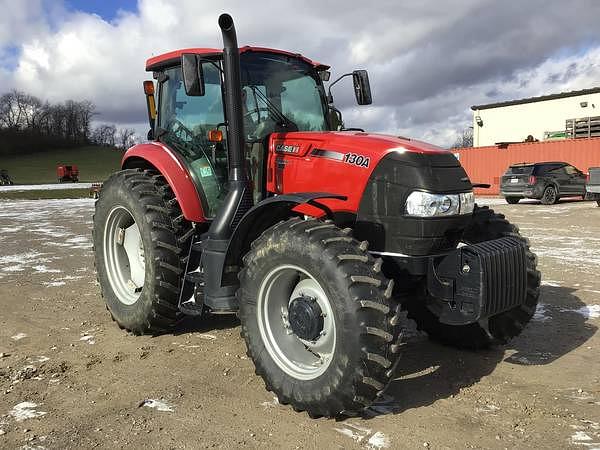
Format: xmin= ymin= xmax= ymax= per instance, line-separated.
xmin=94 ymin=14 xmax=541 ymax=417
xmin=57 ymin=164 xmax=79 ymax=182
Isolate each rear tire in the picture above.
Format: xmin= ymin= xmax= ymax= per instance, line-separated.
xmin=93 ymin=169 xmax=193 ymax=334
xmin=541 ymin=186 xmax=558 ymax=205
xmin=238 ymin=217 xmax=404 ymax=417
xmin=597 ymin=200 xmax=600 ymax=207
xmin=505 ymin=196 xmax=521 ymax=204
xmin=404 ymin=205 xmax=541 ymax=349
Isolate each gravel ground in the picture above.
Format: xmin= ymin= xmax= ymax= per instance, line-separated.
xmin=0 ymin=197 xmax=599 ymax=449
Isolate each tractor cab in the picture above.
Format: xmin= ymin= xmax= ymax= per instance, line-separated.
xmin=146 ymin=48 xmax=333 ymax=212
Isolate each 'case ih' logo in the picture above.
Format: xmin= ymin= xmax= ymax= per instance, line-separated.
xmin=275 ymin=144 xmax=300 ymax=154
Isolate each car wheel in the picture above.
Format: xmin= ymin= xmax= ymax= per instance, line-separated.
xmin=541 ymin=186 xmax=558 ymax=205
xmin=505 ymin=196 xmax=521 ymax=204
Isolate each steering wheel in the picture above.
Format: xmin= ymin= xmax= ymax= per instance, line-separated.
xmin=244 ymin=107 xmax=271 ymax=121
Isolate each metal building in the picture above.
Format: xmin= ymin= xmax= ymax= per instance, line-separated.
xmin=471 ymin=88 xmax=600 ymax=147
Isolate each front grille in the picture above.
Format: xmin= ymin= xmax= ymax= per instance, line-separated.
xmin=466 ymin=237 xmax=528 ymax=316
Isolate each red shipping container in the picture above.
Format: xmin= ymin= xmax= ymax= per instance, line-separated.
xmin=453 ymin=138 xmax=600 ymax=195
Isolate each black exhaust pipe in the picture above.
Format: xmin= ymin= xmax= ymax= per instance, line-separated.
xmin=201 ymin=13 xmax=253 ymax=312
xmin=218 ymin=13 xmax=246 ymax=187
xmin=207 ymin=13 xmax=252 ymax=241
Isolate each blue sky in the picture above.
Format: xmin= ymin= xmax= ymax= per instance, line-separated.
xmin=65 ymin=0 xmax=137 ymax=21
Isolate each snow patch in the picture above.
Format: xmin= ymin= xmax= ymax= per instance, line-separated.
xmin=560 ymin=304 xmax=600 ymax=320
xmin=334 ymin=423 xmax=390 ymax=449
xmin=27 ymin=356 xmax=50 ymax=364
xmin=367 ymin=431 xmax=390 ymax=449
xmin=9 ymin=402 xmax=47 ymax=421
xmin=43 ymin=281 xmax=66 ymax=287
xmin=140 ymin=399 xmax=174 ymax=412
xmin=261 ymin=396 xmax=279 ymax=408
xmin=0 ymin=183 xmax=93 ymax=192
xmin=533 ymin=303 xmax=551 ymax=322
xmin=32 ymin=265 xmax=61 ymax=274
xmin=79 ymin=335 xmax=95 ymax=345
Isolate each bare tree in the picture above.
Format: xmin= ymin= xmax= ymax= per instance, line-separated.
xmin=117 ymin=128 xmax=136 ymax=150
xmin=92 ymin=124 xmax=117 ymax=146
xmin=452 ymin=126 xmax=473 ymax=149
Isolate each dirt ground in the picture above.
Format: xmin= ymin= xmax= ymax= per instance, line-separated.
xmin=0 ymin=197 xmax=599 ymax=449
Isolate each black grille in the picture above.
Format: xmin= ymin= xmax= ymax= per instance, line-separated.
xmin=466 ymin=237 xmax=527 ymax=316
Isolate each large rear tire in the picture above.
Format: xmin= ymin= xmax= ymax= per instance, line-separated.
xmin=404 ymin=205 xmax=541 ymax=349
xmin=238 ymin=218 xmax=404 ymax=417
xmin=93 ymin=169 xmax=193 ymax=334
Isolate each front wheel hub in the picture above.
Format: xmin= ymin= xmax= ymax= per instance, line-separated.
xmin=288 ymin=296 xmax=324 ymax=341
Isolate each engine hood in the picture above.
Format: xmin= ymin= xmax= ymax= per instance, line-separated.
xmin=269 ymin=131 xmax=449 ymax=163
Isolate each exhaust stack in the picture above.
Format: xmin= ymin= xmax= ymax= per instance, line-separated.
xmin=201 ymin=13 xmax=253 ymax=312
xmin=207 ymin=13 xmax=252 ymax=240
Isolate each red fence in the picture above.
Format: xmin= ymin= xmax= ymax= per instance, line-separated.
xmin=453 ymin=137 xmax=600 ymax=195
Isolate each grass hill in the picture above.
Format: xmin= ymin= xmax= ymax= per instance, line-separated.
xmin=1 ymin=146 xmax=124 ymax=185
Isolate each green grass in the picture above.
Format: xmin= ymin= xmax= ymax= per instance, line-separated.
xmin=0 ymin=188 xmax=91 ymax=200
xmin=1 ymin=146 xmax=124 ymax=184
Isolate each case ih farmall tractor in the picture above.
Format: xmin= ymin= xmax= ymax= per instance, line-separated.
xmin=94 ymin=14 xmax=541 ymax=417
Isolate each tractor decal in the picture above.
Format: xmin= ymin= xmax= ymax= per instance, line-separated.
xmin=343 ymin=152 xmax=370 ymax=168
xmin=310 ymin=148 xmax=345 ymax=161
xmin=275 ymin=143 xmax=300 ymax=154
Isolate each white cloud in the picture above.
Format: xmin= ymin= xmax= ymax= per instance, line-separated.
xmin=1 ymin=0 xmax=599 ymax=146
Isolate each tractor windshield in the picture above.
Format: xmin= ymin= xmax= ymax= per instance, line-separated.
xmin=240 ymin=52 xmax=329 ymax=136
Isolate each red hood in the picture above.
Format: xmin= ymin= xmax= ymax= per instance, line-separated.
xmin=266 ymin=131 xmax=453 ymax=215
xmin=269 ymin=131 xmax=448 ymax=161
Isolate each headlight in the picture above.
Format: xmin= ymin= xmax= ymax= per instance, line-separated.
xmin=405 ymin=191 xmax=474 ymax=217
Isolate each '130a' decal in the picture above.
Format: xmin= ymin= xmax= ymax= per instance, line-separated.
xmin=344 ymin=153 xmax=370 ymax=168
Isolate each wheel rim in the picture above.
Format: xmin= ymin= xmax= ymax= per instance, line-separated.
xmin=544 ymin=187 xmax=556 ymax=203
xmin=257 ymin=265 xmax=336 ymax=380
xmin=103 ymin=206 xmax=146 ymax=305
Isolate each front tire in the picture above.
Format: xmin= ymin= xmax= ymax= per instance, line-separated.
xmin=238 ymin=218 xmax=404 ymax=417
xmin=404 ymin=205 xmax=541 ymax=349
xmin=93 ymin=169 xmax=193 ymax=334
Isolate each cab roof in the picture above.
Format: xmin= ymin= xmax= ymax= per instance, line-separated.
xmin=146 ymin=46 xmax=329 ymax=72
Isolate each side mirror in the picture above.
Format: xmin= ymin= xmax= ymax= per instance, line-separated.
xmin=181 ymin=53 xmax=205 ymax=96
xmin=352 ymin=70 xmax=372 ymax=105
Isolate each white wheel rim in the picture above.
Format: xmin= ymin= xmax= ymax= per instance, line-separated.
xmin=103 ymin=206 xmax=146 ymax=305
xmin=257 ymin=264 xmax=336 ymax=381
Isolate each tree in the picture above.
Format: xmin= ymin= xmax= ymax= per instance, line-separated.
xmin=452 ymin=126 xmax=473 ymax=149
xmin=91 ymin=124 xmax=117 ymax=146
xmin=117 ymin=128 xmax=136 ymax=150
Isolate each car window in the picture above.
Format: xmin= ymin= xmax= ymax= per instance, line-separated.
xmin=535 ymin=164 xmax=563 ymax=175
xmin=564 ymin=165 xmax=579 ymax=176
xmin=507 ymin=165 xmax=534 ymax=175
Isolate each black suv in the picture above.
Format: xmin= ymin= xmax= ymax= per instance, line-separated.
xmin=500 ymin=162 xmax=587 ymax=205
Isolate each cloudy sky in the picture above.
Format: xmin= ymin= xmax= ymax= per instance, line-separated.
xmin=1 ymin=0 xmax=599 ymax=146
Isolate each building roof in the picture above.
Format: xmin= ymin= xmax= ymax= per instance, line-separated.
xmin=471 ymin=87 xmax=600 ymax=111
xmin=146 ymin=46 xmax=329 ymax=71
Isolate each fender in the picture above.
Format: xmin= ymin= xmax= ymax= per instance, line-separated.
xmin=122 ymin=142 xmax=206 ymax=222
xmin=224 ymin=192 xmax=347 ymax=268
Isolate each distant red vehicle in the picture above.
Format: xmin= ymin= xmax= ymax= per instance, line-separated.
xmin=57 ymin=165 xmax=79 ymax=182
